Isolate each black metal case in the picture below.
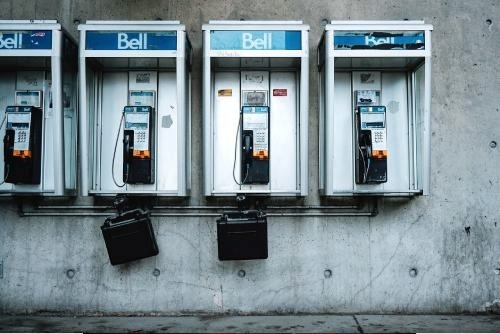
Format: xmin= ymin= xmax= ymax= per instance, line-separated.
xmin=217 ymin=210 xmax=268 ymax=261
xmin=101 ymin=209 xmax=159 ymax=265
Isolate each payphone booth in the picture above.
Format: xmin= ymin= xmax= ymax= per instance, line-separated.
xmin=78 ymin=21 xmax=191 ymax=196
xmin=0 ymin=20 xmax=78 ymax=196
xmin=318 ymin=21 xmax=433 ymax=196
xmin=203 ymin=21 xmax=309 ymax=196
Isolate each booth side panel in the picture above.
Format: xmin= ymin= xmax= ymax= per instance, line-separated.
xmin=99 ymin=72 xmax=128 ymax=192
xmin=318 ymin=68 xmax=325 ymax=193
xmin=186 ymin=70 xmax=192 ymax=194
xmin=269 ymin=71 xmax=297 ymax=192
xmin=85 ymin=69 xmax=97 ymax=194
xmin=42 ymin=77 xmax=56 ymax=192
xmin=51 ymin=30 xmax=65 ymax=195
xmin=202 ymin=30 xmax=212 ymax=196
xmin=63 ymin=71 xmax=78 ymax=192
xmin=157 ymin=71 xmax=178 ymax=192
xmin=0 ymin=73 xmax=16 ymax=192
xmin=382 ymin=72 xmax=410 ymax=192
xmin=299 ymin=53 xmax=309 ymax=196
xmin=212 ymin=71 xmax=240 ymax=193
xmin=332 ymin=71 xmax=353 ymax=193
xmin=414 ymin=65 xmax=425 ymax=192
xmin=63 ymin=110 xmax=76 ymax=189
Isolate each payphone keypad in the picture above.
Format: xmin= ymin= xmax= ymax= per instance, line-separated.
xmin=136 ymin=131 xmax=147 ymax=143
xmin=373 ymin=130 xmax=385 ymax=144
xmin=255 ymin=130 xmax=266 ymax=145
xmin=17 ymin=131 xmax=28 ymax=143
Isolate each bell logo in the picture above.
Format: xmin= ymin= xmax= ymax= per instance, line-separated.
xmin=118 ymin=32 xmax=148 ymax=50
xmin=242 ymin=32 xmax=272 ymax=50
xmin=365 ymin=35 xmax=395 ymax=46
xmin=0 ymin=33 xmax=23 ymax=49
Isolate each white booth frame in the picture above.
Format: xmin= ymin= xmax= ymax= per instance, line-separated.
xmin=0 ymin=20 xmax=77 ymax=196
xmin=202 ymin=20 xmax=310 ymax=197
xmin=318 ymin=21 xmax=433 ymax=197
xmin=78 ymin=21 xmax=191 ymax=196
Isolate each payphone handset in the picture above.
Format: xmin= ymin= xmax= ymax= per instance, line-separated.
xmin=355 ymin=106 xmax=388 ymax=184
xmin=2 ymin=106 xmax=43 ymax=184
xmin=122 ymin=106 xmax=154 ymax=184
xmin=240 ymin=106 xmax=270 ymax=184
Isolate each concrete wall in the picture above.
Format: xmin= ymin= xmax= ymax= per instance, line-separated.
xmin=0 ymin=0 xmax=499 ymax=314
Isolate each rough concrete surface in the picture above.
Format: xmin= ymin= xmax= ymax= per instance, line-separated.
xmin=2 ymin=314 xmax=500 ymax=333
xmin=0 ymin=0 xmax=499 ymax=315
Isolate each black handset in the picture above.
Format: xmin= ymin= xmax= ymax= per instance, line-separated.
xmin=242 ymin=130 xmax=253 ymax=164
xmin=3 ymin=129 xmax=14 ymax=163
xmin=122 ymin=132 xmax=132 ymax=182
xmin=123 ymin=132 xmax=133 ymax=160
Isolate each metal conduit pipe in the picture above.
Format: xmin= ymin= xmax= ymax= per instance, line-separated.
xmin=18 ymin=201 xmax=378 ymax=217
xmin=35 ymin=205 xmax=238 ymax=210
xmin=19 ymin=211 xmax=376 ymax=217
xmin=34 ymin=205 xmax=365 ymax=210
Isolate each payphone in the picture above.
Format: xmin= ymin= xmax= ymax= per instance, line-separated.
xmin=0 ymin=20 xmax=78 ymax=195
xmin=355 ymin=105 xmax=387 ymax=184
xmin=3 ymin=105 xmax=43 ymax=184
xmin=122 ymin=106 xmax=154 ymax=184
xmin=79 ymin=21 xmax=191 ymax=196
xmin=318 ymin=20 xmax=433 ymax=196
xmin=203 ymin=20 xmax=310 ymax=196
xmin=240 ymin=105 xmax=270 ymax=184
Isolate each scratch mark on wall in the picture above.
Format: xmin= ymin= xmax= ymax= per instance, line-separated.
xmin=159 ymin=228 xmax=198 ymax=251
xmin=253 ymin=281 xmax=318 ymax=305
xmin=220 ymin=284 xmax=224 ymax=311
xmin=88 ymin=260 xmax=109 ymax=309
xmin=350 ymin=214 xmax=424 ymax=305
xmin=165 ymin=280 xmax=219 ymax=293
